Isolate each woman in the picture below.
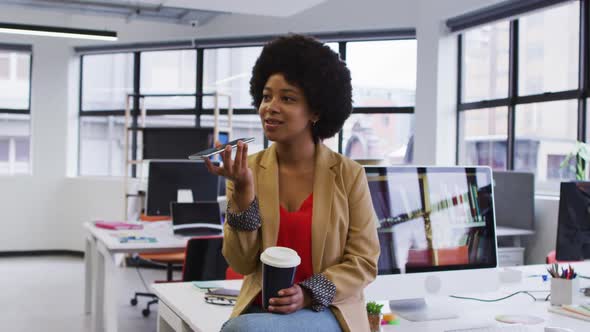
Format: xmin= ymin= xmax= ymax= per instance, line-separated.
xmin=205 ymin=34 xmax=380 ymax=332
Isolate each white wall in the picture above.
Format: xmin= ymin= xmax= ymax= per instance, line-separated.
xmin=5 ymin=0 xmax=555 ymax=256
xmin=0 ymin=6 xmax=200 ymax=251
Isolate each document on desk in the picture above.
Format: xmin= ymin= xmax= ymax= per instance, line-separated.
xmin=548 ymin=304 xmax=590 ymax=321
xmin=110 ymin=234 xmax=157 ymax=243
xmin=193 ymin=281 xmax=224 ymax=290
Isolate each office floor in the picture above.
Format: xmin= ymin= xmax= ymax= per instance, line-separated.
xmin=0 ymin=255 xmax=180 ymax=332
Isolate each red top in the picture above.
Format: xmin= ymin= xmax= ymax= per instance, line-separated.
xmin=255 ymin=193 xmax=314 ymax=306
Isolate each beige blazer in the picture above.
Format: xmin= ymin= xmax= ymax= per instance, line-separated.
xmin=222 ymin=143 xmax=380 ymax=332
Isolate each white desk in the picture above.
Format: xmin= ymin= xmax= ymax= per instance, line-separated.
xmin=84 ymin=221 xmax=189 ymax=332
xmin=153 ymin=280 xmax=242 ymax=332
xmin=152 ymin=263 xmax=590 ymax=332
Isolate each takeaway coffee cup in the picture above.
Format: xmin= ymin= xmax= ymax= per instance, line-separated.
xmin=260 ymin=246 xmax=301 ymax=310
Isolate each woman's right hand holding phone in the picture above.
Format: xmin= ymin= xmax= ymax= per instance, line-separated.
xmin=204 ymin=140 xmax=255 ymax=211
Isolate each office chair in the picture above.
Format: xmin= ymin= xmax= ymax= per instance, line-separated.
xmin=130 ymin=251 xmax=185 ymax=316
xmin=130 ymin=214 xmax=186 ymax=317
xmin=134 ymin=235 xmax=228 ymax=317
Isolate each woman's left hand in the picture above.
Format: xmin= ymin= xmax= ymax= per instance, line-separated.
xmin=268 ymin=284 xmax=310 ymax=314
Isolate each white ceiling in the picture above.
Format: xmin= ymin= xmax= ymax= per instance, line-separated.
xmin=160 ymin=0 xmax=328 ymax=17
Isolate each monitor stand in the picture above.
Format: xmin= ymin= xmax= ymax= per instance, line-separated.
xmin=389 ymin=298 xmax=458 ymax=322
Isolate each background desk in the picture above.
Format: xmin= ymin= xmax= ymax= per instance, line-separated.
xmin=84 ymin=221 xmax=189 ymax=332
xmin=153 ymin=263 xmax=590 ymax=332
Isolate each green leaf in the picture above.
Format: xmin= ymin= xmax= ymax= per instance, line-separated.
xmin=366 ymin=301 xmax=384 ymax=314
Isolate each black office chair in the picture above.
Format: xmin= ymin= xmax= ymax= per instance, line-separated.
xmin=131 ymin=235 xmax=227 ymax=317
xmin=130 ymin=251 xmax=185 ymax=317
xmin=182 ymin=236 xmax=228 ymax=281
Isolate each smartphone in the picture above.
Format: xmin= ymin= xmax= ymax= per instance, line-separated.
xmin=188 ymin=137 xmax=255 ymax=159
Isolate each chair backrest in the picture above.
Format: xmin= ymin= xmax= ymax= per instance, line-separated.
xmin=182 ymin=235 xmax=228 ymax=282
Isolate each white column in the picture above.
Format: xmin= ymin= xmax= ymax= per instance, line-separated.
xmin=413 ymin=9 xmax=458 ymax=166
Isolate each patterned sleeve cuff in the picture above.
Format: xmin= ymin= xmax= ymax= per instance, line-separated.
xmin=298 ymin=274 xmax=336 ymax=312
xmin=225 ymin=197 xmax=261 ymax=231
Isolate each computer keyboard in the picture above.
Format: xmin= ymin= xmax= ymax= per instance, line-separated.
xmin=445 ymin=325 xmax=532 ymax=332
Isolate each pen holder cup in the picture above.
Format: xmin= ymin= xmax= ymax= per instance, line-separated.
xmin=550 ymin=277 xmax=580 ymax=306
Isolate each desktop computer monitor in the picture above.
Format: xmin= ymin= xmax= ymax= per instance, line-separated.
xmin=146 ymin=160 xmax=220 ymax=216
xmin=492 ymin=171 xmax=535 ymax=231
xmin=142 ymin=127 xmax=215 ymax=160
xmin=363 ymin=166 xmax=499 ymax=321
xmin=555 ymin=181 xmax=590 ymax=261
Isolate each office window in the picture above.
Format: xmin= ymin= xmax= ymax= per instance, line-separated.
xmin=14 ymin=137 xmax=29 ymax=162
xmin=458 ymin=107 xmax=508 ymax=170
xmin=347 ymin=40 xmax=417 ymax=107
xmin=140 ymin=50 xmax=196 ymax=109
xmin=462 ymin=22 xmax=509 ymax=103
xmin=323 ymin=135 xmax=339 ymax=152
xmin=79 ymin=116 xmax=126 ymax=176
xmin=514 ymin=100 xmax=577 ymax=181
xmin=342 ymin=113 xmax=413 ymax=164
xmin=547 ymin=154 xmax=576 ymax=181
xmin=519 ymin=1 xmax=579 ymax=96
xmin=16 ymin=53 xmax=30 ymax=81
xmin=81 ymin=53 xmax=134 ymax=111
xmin=0 ymin=114 xmax=31 ymax=175
xmin=0 ymin=51 xmax=31 ymax=109
xmin=78 ymin=33 xmax=417 ymax=176
xmin=0 ymin=48 xmax=31 ymax=175
xmin=0 ymin=138 xmax=8 ymax=161
xmin=0 ymin=53 xmax=8 ymax=79
xmin=203 ymin=47 xmax=262 ymax=110
xmin=142 ymin=114 xmax=196 ymax=127
xmin=456 ymin=1 xmax=587 ymax=193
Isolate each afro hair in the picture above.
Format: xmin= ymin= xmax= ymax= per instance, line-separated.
xmin=250 ymin=34 xmax=353 ymax=142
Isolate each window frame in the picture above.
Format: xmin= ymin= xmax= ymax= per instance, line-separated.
xmin=0 ymin=44 xmax=32 ymax=114
xmin=0 ymin=44 xmax=33 ymax=176
xmin=455 ymin=0 xmax=589 ymax=190
xmin=78 ymin=30 xmax=417 ymax=176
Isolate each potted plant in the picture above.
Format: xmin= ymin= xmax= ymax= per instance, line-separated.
xmin=560 ymin=141 xmax=590 ymax=180
xmin=366 ymin=301 xmax=384 ymax=332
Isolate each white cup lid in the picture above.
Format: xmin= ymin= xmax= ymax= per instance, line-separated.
xmin=260 ymin=246 xmax=301 ymax=268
